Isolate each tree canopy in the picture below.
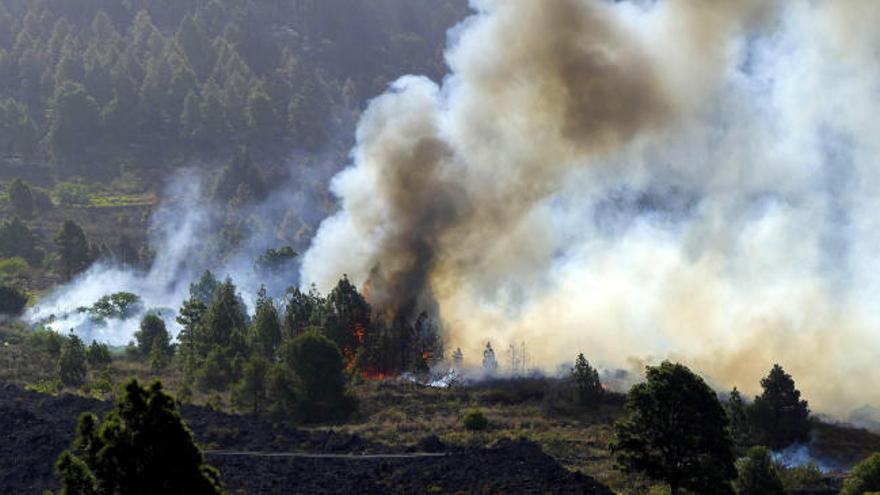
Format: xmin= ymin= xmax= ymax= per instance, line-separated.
xmin=751 ymin=364 xmax=811 ymax=450
xmin=612 ymin=361 xmax=736 ymax=495
xmin=55 ymin=379 xmax=223 ymax=494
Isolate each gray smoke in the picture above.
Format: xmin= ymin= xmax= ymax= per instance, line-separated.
xmin=301 ymin=0 xmax=880 ymax=421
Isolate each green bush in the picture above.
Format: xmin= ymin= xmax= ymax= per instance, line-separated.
xmin=86 ymin=341 xmax=113 ymax=369
xmin=779 ymin=463 xmax=824 ymax=492
xmin=52 ymin=182 xmax=94 ymax=206
xmin=27 ymin=328 xmax=68 ymax=356
xmin=462 ymin=409 xmax=489 ymax=431
xmin=735 ymin=446 xmax=784 ymax=495
xmin=280 ymin=330 xmax=355 ymax=422
xmin=841 ymin=453 xmax=880 ymax=495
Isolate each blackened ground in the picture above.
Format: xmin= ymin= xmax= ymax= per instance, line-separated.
xmin=0 ymin=385 xmax=612 ymax=494
xmin=209 ymin=439 xmax=613 ymax=495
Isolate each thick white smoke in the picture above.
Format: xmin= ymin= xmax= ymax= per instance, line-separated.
xmin=302 ymin=0 xmax=880 ymax=422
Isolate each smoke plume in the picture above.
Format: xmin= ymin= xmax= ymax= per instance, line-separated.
xmin=302 ymin=0 xmax=880 ymax=421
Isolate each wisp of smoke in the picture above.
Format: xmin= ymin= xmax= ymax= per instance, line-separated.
xmin=26 ymin=165 xmax=322 ymax=345
xmin=301 ymin=0 xmax=880 ymax=422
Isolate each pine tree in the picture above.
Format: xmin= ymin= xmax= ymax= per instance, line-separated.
xmin=8 ymin=178 xmax=33 ymax=218
xmin=750 ymin=364 xmax=811 ymax=450
xmin=198 ymin=80 xmax=227 ymax=143
xmin=726 ymin=387 xmax=752 ymax=452
xmin=321 ymin=276 xmax=371 ymax=358
xmin=232 ymin=355 xmax=269 ymax=414
xmin=54 ymin=220 xmax=91 ymax=280
xmin=571 ymin=353 xmax=604 ymax=406
xmin=175 ymin=16 xmax=211 ymax=80
xmin=135 ymin=314 xmax=171 ymax=358
xmin=86 ymin=341 xmax=113 ymax=370
xmin=250 ymin=286 xmax=281 ymax=360
xmin=47 ymin=81 xmax=101 ymax=161
xmin=247 ymin=84 xmax=277 ymax=142
xmin=55 ymin=380 xmax=223 ymax=494
xmin=283 ymin=286 xmax=320 ymax=339
xmin=59 ymin=334 xmax=88 ymax=387
xmin=201 ymin=278 xmax=248 ymax=352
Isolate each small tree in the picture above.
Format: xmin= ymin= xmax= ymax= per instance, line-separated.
xmin=54 ymin=220 xmax=91 ymax=280
xmin=55 ymin=380 xmax=223 ymax=494
xmin=571 ymin=353 xmax=603 ymax=406
xmin=196 ymin=348 xmax=234 ymax=392
xmin=86 ymin=341 xmax=112 ymax=369
xmin=232 ymin=355 xmax=269 ymax=414
xmin=0 ymin=216 xmax=41 ymax=264
xmin=149 ymin=339 xmax=170 ymax=374
xmin=135 ymin=314 xmax=171 ymax=358
xmin=727 ymin=387 xmax=752 ymax=452
xmin=751 ymin=364 xmax=810 ymax=450
xmin=8 ymin=178 xmax=33 ymax=217
xmin=612 ymin=361 xmax=736 ymax=495
xmin=265 ymin=363 xmax=298 ymax=419
xmin=59 ymin=334 xmax=88 ymax=387
xmin=734 ymin=446 xmax=785 ymax=495
xmin=250 ymin=286 xmax=281 ymax=359
xmin=840 ymin=452 xmax=880 ymax=495
xmin=280 ymin=330 xmax=354 ymax=422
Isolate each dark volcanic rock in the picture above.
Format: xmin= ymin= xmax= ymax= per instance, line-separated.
xmin=209 ymin=438 xmax=614 ymax=494
xmin=416 ymin=434 xmax=446 ymax=453
xmin=0 ymin=385 xmax=612 ymax=494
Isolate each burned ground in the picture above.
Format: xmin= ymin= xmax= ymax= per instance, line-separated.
xmin=0 ymin=384 xmax=612 ymax=494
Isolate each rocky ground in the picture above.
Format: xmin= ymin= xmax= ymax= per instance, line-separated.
xmin=0 ymin=384 xmax=612 ymax=494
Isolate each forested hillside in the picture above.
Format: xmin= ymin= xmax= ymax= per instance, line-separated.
xmin=0 ymin=0 xmax=467 ymax=178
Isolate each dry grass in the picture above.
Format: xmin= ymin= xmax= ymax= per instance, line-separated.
xmin=325 ymin=380 xmax=652 ymax=493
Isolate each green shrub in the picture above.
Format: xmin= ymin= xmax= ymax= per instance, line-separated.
xmin=280 ymin=330 xmax=356 ymax=422
xmin=86 ymin=341 xmax=113 ymax=369
xmin=735 ymin=446 xmax=784 ymax=495
xmin=25 ymin=379 xmax=62 ymax=395
xmin=27 ymin=328 xmax=68 ymax=356
xmin=462 ymin=409 xmax=489 ymax=431
xmin=841 ymin=453 xmax=880 ymax=495
xmin=52 ymin=182 xmax=94 ymax=206
xmin=779 ymin=463 xmax=824 ymax=492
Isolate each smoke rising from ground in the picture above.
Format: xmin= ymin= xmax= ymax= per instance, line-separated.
xmin=302 ymin=0 xmax=880 ymax=421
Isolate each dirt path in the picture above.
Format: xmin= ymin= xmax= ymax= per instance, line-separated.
xmin=204 ymin=450 xmax=448 ymax=459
